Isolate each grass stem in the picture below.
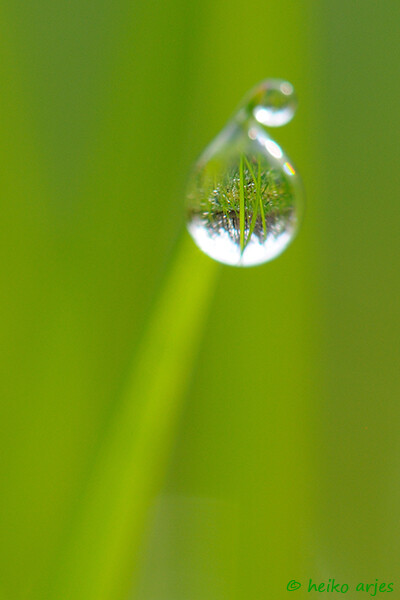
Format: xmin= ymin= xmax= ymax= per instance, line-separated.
xmin=46 ymin=235 xmax=218 ymax=600
xmin=239 ymin=154 xmax=245 ymax=253
xmin=257 ymin=159 xmax=267 ymax=239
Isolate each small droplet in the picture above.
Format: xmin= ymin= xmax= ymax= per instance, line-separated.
xmin=185 ymin=79 xmax=304 ymax=267
xmin=249 ymin=79 xmax=298 ymax=127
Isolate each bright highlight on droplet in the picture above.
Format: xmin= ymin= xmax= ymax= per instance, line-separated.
xmin=185 ymin=79 xmax=304 ymax=267
xmin=283 ymin=161 xmax=296 ymax=176
xmin=264 ymin=139 xmax=283 ymax=159
xmin=248 ymin=128 xmax=257 ymax=140
xmin=280 ymin=82 xmax=294 ymax=96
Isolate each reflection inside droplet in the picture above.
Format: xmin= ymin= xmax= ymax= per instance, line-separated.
xmin=188 ymin=213 xmax=294 ymax=267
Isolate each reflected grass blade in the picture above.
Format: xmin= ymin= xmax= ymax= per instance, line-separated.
xmin=243 ymin=156 xmax=259 ymax=248
xmin=258 ymin=161 xmax=267 ymax=240
xmin=239 ymin=154 xmax=245 ymax=253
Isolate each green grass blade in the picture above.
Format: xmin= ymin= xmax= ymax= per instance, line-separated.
xmin=243 ymin=155 xmax=256 ymax=196
xmin=243 ymin=156 xmax=259 ymax=248
xmin=246 ymin=159 xmax=267 ymax=240
xmin=239 ymin=154 xmax=245 ymax=253
xmin=47 ymin=234 xmax=218 ymax=600
xmin=257 ymin=160 xmax=267 ymax=240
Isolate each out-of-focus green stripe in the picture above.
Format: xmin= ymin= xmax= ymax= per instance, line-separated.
xmin=47 ymin=235 xmax=218 ymax=600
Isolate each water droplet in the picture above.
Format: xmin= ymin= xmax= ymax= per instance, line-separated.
xmin=185 ymin=79 xmax=304 ymax=267
xmin=249 ymin=79 xmax=298 ymax=127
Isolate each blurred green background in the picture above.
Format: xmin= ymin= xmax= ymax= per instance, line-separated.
xmin=1 ymin=1 xmax=400 ymax=599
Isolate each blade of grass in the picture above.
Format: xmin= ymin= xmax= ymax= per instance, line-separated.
xmin=257 ymin=159 xmax=266 ymax=240
xmin=243 ymin=156 xmax=259 ymax=248
xmin=244 ymin=156 xmax=266 ymax=246
xmin=46 ymin=234 xmax=218 ymax=600
xmin=239 ymin=154 xmax=245 ymax=253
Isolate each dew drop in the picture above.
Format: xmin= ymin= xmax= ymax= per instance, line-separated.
xmin=249 ymin=78 xmax=298 ymax=127
xmin=185 ymin=79 xmax=304 ymax=267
